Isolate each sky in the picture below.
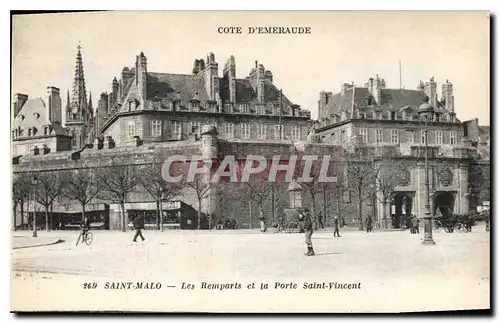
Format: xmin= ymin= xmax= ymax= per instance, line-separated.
xmin=12 ymin=11 xmax=490 ymax=125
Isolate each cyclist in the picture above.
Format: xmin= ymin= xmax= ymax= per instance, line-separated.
xmin=79 ymin=215 xmax=90 ymax=243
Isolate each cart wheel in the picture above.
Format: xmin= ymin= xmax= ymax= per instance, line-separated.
xmin=433 ymin=220 xmax=443 ymax=233
xmin=454 ymin=223 xmax=466 ymax=233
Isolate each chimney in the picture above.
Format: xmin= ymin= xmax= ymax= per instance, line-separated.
xmin=13 ymin=93 xmax=29 ymax=118
xmin=319 ymin=91 xmax=327 ymax=119
xmin=203 ymin=52 xmax=219 ymax=101
xmin=424 ymin=77 xmax=438 ymax=108
xmin=341 ymin=83 xmax=352 ymax=96
xmin=441 ymin=79 xmax=454 ymax=113
xmin=223 ymin=55 xmax=237 ymax=102
xmin=46 ymin=86 xmax=62 ymax=124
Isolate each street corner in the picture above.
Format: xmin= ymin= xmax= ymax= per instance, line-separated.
xmin=12 ymin=236 xmax=65 ymax=250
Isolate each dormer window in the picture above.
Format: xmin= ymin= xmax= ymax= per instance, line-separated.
xmin=44 ymin=126 xmax=48 ymax=135
xmin=190 ymin=100 xmax=200 ymax=112
xmin=366 ymin=97 xmax=374 ymax=106
xmin=33 ymin=112 xmax=40 ymax=119
xmin=28 ymin=128 xmax=32 ymax=137
xmin=33 ymin=146 xmax=39 ymax=155
xmin=241 ymin=104 xmax=249 ymax=114
xmin=172 ymin=100 xmax=180 ymax=111
xmin=359 ymin=112 xmax=365 ymax=119
xmin=128 ymin=101 xmax=133 ymax=111
xmin=256 ymin=105 xmax=265 ymax=115
xmin=391 ymin=111 xmax=396 ymax=120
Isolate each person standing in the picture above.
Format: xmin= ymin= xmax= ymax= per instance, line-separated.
xmin=301 ymin=208 xmax=315 ymax=256
xmin=333 ymin=215 xmax=341 ymax=237
xmin=318 ymin=211 xmax=325 ymax=229
xmin=365 ymin=216 xmax=373 ymax=233
xmin=133 ymin=214 xmax=145 ymax=242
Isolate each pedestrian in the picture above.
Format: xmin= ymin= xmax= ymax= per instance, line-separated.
xmin=412 ymin=216 xmax=419 ymax=234
xmin=301 ymin=208 xmax=315 ymax=256
xmin=485 ymin=211 xmax=490 ymax=232
xmin=259 ymin=210 xmax=267 ymax=233
xmin=333 ymin=215 xmax=341 ymax=237
xmin=318 ymin=211 xmax=325 ymax=229
xmin=365 ymin=216 xmax=373 ymax=233
xmin=133 ymin=214 xmax=145 ymax=242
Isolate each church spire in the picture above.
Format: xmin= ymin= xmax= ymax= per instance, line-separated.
xmin=70 ymin=42 xmax=88 ymax=116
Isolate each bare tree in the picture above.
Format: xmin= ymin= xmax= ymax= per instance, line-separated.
xmin=12 ymin=173 xmax=32 ymax=230
xmin=33 ymin=171 xmax=68 ymax=231
xmin=139 ymin=163 xmax=183 ymax=230
xmin=185 ymin=176 xmax=211 ymax=230
xmin=373 ymin=158 xmax=407 ymax=229
xmin=95 ymin=165 xmax=140 ymax=232
xmin=63 ymin=169 xmax=102 ymax=222
xmin=342 ymin=141 xmax=376 ymax=230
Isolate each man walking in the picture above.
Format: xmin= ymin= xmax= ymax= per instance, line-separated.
xmin=301 ymin=208 xmax=315 ymax=256
xmin=133 ymin=214 xmax=145 ymax=242
xmin=333 ymin=215 xmax=341 ymax=237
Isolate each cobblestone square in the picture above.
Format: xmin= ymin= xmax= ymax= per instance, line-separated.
xmin=11 ymin=227 xmax=490 ymax=312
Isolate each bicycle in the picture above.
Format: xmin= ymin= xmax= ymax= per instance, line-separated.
xmin=76 ymin=230 xmax=93 ymax=246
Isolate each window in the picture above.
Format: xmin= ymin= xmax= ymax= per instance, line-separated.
xmin=256 ymin=105 xmax=265 ymax=115
xmin=358 ymin=128 xmax=368 ymax=143
xmin=340 ymin=130 xmax=346 ymax=142
xmin=172 ymin=121 xmax=182 ymax=139
xmin=152 ymin=120 xmax=162 ymax=137
xmin=359 ymin=113 xmax=365 ymax=119
xmin=225 ymin=123 xmax=234 ymax=139
xmin=241 ymin=104 xmax=249 ymax=114
xmin=128 ymin=121 xmax=136 ymax=138
xmin=331 ymin=132 xmax=336 ymax=142
xmin=450 ymin=131 xmax=457 ymax=145
xmin=291 ymin=126 xmax=301 ymax=141
xmin=421 ymin=130 xmax=427 ymax=144
xmin=44 ymin=127 xmax=48 ymax=135
xmin=241 ymin=123 xmax=251 ymax=139
xmin=406 ymin=130 xmax=414 ymax=144
xmin=435 ymin=131 xmax=443 ymax=145
xmin=257 ymin=124 xmax=267 ymax=139
xmin=391 ymin=112 xmax=396 ymax=120
xmin=274 ymin=125 xmax=284 ymax=140
xmin=190 ymin=121 xmax=200 ymax=136
xmin=190 ymin=101 xmax=199 ymax=112
xmin=28 ymin=128 xmax=32 ymax=137
xmin=391 ymin=129 xmax=399 ymax=144
xmin=367 ymin=97 xmax=373 ymax=106
xmin=33 ymin=146 xmax=39 ymax=155
xmin=376 ymin=129 xmax=383 ymax=143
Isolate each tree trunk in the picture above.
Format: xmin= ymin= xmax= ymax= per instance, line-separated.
xmin=382 ymin=201 xmax=387 ymax=229
xmin=20 ymin=201 xmax=25 ymax=227
xmin=310 ymin=190 xmax=318 ymax=230
xmin=197 ymin=199 xmax=202 ymax=230
xmin=81 ymin=203 xmax=86 ymax=221
xmin=336 ymin=195 xmax=341 ymax=226
xmin=323 ymin=189 xmax=327 ymax=227
xmin=120 ymin=202 xmax=127 ymax=232
xmin=156 ymin=200 xmax=161 ymax=230
xmin=13 ymin=202 xmax=17 ymax=231
xmin=45 ymin=206 xmax=50 ymax=232
xmin=249 ymin=201 xmax=252 ymax=229
xmin=358 ymin=185 xmax=363 ymax=230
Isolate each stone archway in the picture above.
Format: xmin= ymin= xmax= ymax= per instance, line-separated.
xmin=433 ymin=191 xmax=455 ymax=218
xmin=392 ymin=192 xmax=414 ymax=229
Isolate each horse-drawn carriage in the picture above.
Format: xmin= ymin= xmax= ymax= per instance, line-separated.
xmin=433 ymin=206 xmax=488 ymax=233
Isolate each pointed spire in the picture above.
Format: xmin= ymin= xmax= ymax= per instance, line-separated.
xmin=66 ymin=90 xmax=70 ymax=109
xmin=70 ymin=42 xmax=88 ymax=119
xmin=88 ymin=92 xmax=93 ymax=110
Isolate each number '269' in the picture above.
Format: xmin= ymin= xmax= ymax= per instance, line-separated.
xmin=83 ymin=282 xmax=97 ymax=289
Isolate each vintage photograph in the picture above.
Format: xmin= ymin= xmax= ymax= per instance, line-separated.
xmin=10 ymin=11 xmax=490 ymax=313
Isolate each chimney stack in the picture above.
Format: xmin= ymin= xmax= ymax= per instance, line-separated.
xmin=13 ymin=93 xmax=29 ymax=118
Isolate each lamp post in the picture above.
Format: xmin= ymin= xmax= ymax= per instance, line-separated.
xmin=417 ymin=97 xmax=439 ymax=245
xmin=31 ymin=175 xmax=38 ymax=238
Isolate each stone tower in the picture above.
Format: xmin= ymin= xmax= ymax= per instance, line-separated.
xmin=65 ymin=44 xmax=94 ymax=149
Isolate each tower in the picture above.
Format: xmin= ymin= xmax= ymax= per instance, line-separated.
xmin=65 ymin=43 xmax=93 ymax=149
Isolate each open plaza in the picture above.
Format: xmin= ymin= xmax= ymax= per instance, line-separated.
xmin=11 ymin=226 xmax=490 ymax=312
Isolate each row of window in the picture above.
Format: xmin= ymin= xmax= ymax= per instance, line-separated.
xmin=350 ymin=128 xmax=458 ymax=145
xmin=128 ymin=120 xmax=304 ymax=141
xmin=12 ymin=126 xmax=53 ymax=139
xmin=322 ymin=110 xmax=455 ymax=125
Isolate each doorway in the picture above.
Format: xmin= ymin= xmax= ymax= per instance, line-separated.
xmin=433 ymin=191 xmax=455 ymax=218
xmin=392 ymin=193 xmax=414 ymax=229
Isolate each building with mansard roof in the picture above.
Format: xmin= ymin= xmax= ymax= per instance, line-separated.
xmin=94 ymin=52 xmax=312 ymax=147
xmin=12 ymin=87 xmax=72 ymax=158
xmin=315 ymin=75 xmax=490 ymax=228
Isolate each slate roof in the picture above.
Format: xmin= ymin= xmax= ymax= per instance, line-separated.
xmin=144 ymin=72 xmax=295 ymax=107
xmin=13 ymin=98 xmax=67 ymax=137
xmin=324 ymin=87 xmax=448 ymax=116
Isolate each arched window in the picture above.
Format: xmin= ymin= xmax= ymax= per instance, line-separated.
xmin=44 ymin=127 xmax=48 ymax=135
xmin=28 ymin=128 xmax=32 ymax=137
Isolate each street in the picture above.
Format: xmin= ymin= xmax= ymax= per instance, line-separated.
xmin=11 ymin=227 xmax=490 ymax=312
